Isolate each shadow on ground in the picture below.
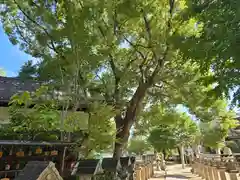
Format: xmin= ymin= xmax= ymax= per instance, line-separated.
xmin=152 ymin=173 xmax=192 ymax=179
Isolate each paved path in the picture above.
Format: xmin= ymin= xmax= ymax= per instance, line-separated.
xmin=149 ymin=164 xmax=202 ymax=180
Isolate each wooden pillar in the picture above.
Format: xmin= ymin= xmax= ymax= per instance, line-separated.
xmin=141 ymin=166 xmax=146 ymax=180
xmin=151 ymin=163 xmax=154 ymax=177
xmin=145 ymin=165 xmax=148 ymax=180
xmin=135 ymin=168 xmax=141 ymax=180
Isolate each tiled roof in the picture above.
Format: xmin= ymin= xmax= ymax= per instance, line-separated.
xmin=73 ymin=159 xmax=101 ymax=175
xmin=14 ymin=161 xmax=49 ymax=180
xmin=0 ymin=76 xmax=40 ymax=103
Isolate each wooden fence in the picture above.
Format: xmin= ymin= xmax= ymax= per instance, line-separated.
xmin=134 ymin=155 xmax=155 ymax=180
xmin=192 ymin=154 xmax=240 ymax=180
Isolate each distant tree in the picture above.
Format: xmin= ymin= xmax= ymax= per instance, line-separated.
xmin=0 ymin=68 xmax=6 ymax=76
xmin=127 ymin=138 xmax=151 ymax=155
xmin=148 ymin=125 xmax=176 ymax=153
xmin=18 ymin=60 xmax=38 ymax=80
xmin=198 ymin=99 xmax=237 ymax=150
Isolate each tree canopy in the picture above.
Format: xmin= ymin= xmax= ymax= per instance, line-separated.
xmin=147 ymin=110 xmax=199 ymax=152
xmin=0 ymin=0 xmax=239 ymax=157
xmin=176 ymin=0 xmax=240 ymax=106
xmin=127 ymin=138 xmax=151 ymax=155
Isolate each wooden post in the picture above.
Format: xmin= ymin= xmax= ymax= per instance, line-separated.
xmin=151 ymin=163 xmax=154 ymax=177
xmin=145 ymin=165 xmax=148 ymax=180
xmin=141 ymin=166 xmax=145 ymax=180
xmin=135 ymin=168 xmax=141 ymax=180
xmin=148 ymin=163 xmax=151 ymax=178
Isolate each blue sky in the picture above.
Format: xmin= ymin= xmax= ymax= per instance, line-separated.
xmin=0 ymin=26 xmax=32 ymax=77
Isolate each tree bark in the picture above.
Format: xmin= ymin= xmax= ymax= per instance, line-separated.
xmin=113 ymin=115 xmax=131 ymax=159
xmin=113 ymin=83 xmax=149 ymax=159
xmin=163 ymin=149 xmax=167 ymax=160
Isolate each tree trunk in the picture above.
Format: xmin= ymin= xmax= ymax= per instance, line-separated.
xmin=113 ymin=83 xmax=149 ymax=159
xmin=113 ymin=115 xmax=131 ymax=159
xmin=177 ymin=147 xmax=181 ymax=163
xmin=163 ymin=149 xmax=167 ymax=160
xmin=180 ymin=144 xmax=185 ymax=169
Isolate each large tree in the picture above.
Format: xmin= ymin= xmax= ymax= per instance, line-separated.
xmin=18 ymin=60 xmax=38 ymax=80
xmin=0 ymin=0 xmax=215 ymax=158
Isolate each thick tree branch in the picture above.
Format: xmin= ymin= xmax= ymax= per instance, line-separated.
xmin=142 ymin=11 xmax=152 ymax=44
xmin=147 ymin=0 xmax=176 ymax=84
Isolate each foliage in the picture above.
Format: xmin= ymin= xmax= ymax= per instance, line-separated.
xmin=127 ymin=138 xmax=151 ymax=155
xmin=147 ymin=110 xmax=199 ymax=151
xmin=8 ymin=86 xmax=60 ymax=134
xmin=18 ymin=60 xmax=38 ymax=80
xmin=198 ymin=99 xmax=237 ymax=148
xmin=0 ymin=0 xmax=229 ymax=156
xmin=0 ymin=85 xmax=115 ymax=155
xmin=0 ymin=67 xmax=6 ymax=76
xmin=176 ymin=0 xmax=240 ymax=106
xmin=148 ymin=125 xmax=177 ymax=152
xmin=80 ymin=102 xmax=116 ymax=157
